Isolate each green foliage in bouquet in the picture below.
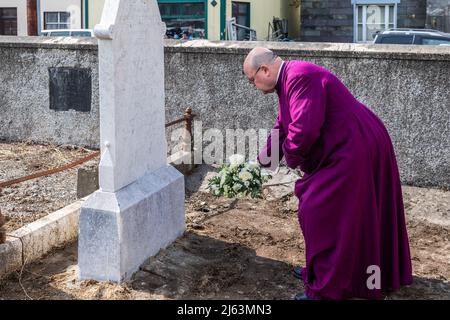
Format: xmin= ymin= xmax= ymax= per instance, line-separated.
xmin=208 ymin=154 xmax=272 ymax=199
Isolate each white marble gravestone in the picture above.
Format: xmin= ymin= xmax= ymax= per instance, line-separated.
xmin=78 ymin=0 xmax=185 ymax=282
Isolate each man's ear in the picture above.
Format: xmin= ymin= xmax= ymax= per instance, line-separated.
xmin=261 ymin=65 xmax=269 ymax=75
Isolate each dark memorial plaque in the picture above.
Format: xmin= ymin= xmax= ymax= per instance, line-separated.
xmin=49 ymin=67 xmax=92 ymax=112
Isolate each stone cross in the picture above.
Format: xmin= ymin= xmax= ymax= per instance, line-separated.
xmin=78 ymin=0 xmax=185 ymax=282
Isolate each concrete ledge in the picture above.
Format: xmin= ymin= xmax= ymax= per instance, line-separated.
xmin=0 ymin=37 xmax=448 ymax=61
xmin=0 ymin=36 xmax=98 ymax=50
xmin=0 ymin=199 xmax=84 ymax=279
xmin=0 ymin=237 xmax=22 ymax=278
xmin=164 ymin=40 xmax=450 ymax=61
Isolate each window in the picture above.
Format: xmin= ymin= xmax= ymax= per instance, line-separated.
xmin=158 ymin=1 xmax=206 ymax=39
xmin=44 ymin=12 xmax=70 ymax=30
xmin=421 ymin=38 xmax=450 ymax=46
xmin=379 ymin=35 xmax=413 ymax=44
xmin=0 ymin=8 xmax=17 ymax=35
xmin=353 ymin=0 xmax=399 ymax=42
xmin=232 ymin=2 xmax=250 ymax=40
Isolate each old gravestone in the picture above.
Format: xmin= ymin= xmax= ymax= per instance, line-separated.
xmin=48 ymin=67 xmax=92 ymax=112
xmin=78 ymin=0 xmax=185 ymax=282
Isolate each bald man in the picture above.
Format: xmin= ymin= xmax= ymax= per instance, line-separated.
xmin=243 ymin=48 xmax=413 ymax=300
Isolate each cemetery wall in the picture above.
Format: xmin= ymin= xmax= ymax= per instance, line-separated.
xmin=0 ymin=37 xmax=449 ymax=188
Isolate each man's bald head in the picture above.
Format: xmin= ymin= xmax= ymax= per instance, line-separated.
xmin=243 ymin=47 xmax=283 ymax=94
xmin=244 ymin=47 xmax=278 ymax=70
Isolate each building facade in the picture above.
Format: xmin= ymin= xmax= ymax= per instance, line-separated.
xmin=300 ymin=0 xmax=428 ymax=43
xmin=0 ymin=0 xmax=87 ymax=36
xmin=86 ymin=0 xmax=301 ymax=41
xmin=39 ymin=0 xmax=85 ymax=31
xmin=426 ymin=0 xmax=450 ymax=32
xmin=0 ymin=0 xmax=27 ymax=35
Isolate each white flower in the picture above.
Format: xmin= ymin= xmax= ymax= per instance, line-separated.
xmin=232 ymin=183 xmax=241 ymax=192
xmin=247 ymin=161 xmax=259 ymax=170
xmin=229 ymin=154 xmax=245 ymax=168
xmin=239 ymin=171 xmax=252 ymax=181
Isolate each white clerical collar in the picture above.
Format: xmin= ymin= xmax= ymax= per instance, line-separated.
xmin=276 ymin=61 xmax=285 ymax=85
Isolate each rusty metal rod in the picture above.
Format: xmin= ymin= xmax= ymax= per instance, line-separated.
xmin=0 ymin=108 xmax=197 ymax=189
xmin=165 ymin=118 xmax=186 ymax=127
xmin=165 ymin=108 xmax=196 ymax=128
xmin=0 ymin=151 xmax=101 ymax=189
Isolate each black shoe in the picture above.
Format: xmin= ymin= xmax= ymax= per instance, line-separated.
xmin=292 ymin=266 xmax=303 ymax=280
xmin=293 ymin=293 xmax=311 ymax=300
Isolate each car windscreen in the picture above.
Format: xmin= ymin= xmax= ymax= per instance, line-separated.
xmin=379 ymin=35 xmax=414 ymax=44
xmin=421 ymin=38 xmax=450 ymax=45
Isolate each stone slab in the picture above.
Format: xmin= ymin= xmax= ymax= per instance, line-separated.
xmin=78 ymin=165 xmax=185 ymax=282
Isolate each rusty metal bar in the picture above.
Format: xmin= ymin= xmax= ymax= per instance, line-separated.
xmin=165 ymin=107 xmax=196 ymax=128
xmin=183 ymin=107 xmax=194 ymax=140
xmin=165 ymin=118 xmax=185 ymax=128
xmin=0 ymin=108 xmax=197 ymax=190
xmin=0 ymin=151 xmax=101 ymax=189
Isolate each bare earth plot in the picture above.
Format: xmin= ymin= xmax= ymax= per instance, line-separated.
xmin=0 ymin=142 xmax=98 ymax=233
xmin=0 ymin=143 xmax=449 ymax=300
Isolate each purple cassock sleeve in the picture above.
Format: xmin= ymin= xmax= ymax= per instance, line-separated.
xmin=257 ymin=112 xmax=286 ymax=168
xmin=282 ymin=75 xmax=326 ymax=171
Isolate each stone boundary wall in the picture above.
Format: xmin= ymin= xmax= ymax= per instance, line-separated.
xmin=0 ymin=37 xmax=449 ymax=188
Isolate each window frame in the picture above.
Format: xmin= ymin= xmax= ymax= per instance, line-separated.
xmin=352 ymin=0 xmax=400 ymax=43
xmin=231 ymin=1 xmax=251 ymax=41
xmin=157 ymin=0 xmax=208 ymax=39
xmin=0 ymin=7 xmax=18 ymax=36
xmin=44 ymin=11 xmax=71 ymax=30
xmin=232 ymin=1 xmax=251 ymax=28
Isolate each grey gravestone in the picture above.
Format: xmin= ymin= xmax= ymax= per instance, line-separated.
xmin=77 ymin=166 xmax=99 ymax=199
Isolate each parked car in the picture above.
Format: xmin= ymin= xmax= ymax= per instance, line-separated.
xmin=373 ymin=29 xmax=450 ymax=45
xmin=41 ymin=29 xmax=94 ymax=37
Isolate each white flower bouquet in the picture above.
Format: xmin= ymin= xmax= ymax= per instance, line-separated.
xmin=208 ymin=154 xmax=272 ymax=199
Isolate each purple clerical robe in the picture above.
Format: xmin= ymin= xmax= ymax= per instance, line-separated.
xmin=258 ymin=61 xmax=413 ymax=300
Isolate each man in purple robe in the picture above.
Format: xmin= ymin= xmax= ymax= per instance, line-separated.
xmin=243 ymin=47 xmax=413 ymax=300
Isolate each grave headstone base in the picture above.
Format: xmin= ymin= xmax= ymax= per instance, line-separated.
xmin=78 ymin=165 xmax=185 ymax=282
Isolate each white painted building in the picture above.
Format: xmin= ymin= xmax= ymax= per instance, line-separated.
xmin=0 ymin=0 xmax=84 ymax=36
xmin=0 ymin=0 xmax=27 ymax=36
xmin=40 ymin=0 xmax=83 ymax=31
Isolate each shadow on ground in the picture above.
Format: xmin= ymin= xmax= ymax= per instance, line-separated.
xmin=133 ymin=232 xmax=301 ymax=300
xmin=1 ymin=230 xmax=449 ymax=300
xmin=0 ymin=232 xmax=303 ymax=300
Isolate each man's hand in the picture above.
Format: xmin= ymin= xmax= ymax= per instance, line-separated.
xmin=253 ymin=156 xmax=279 ymax=173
